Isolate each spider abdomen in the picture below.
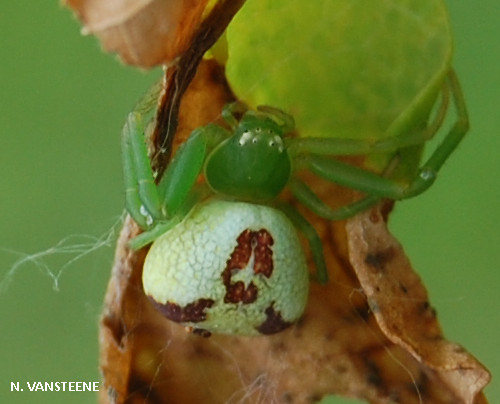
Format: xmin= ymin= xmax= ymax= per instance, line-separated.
xmin=143 ymin=199 xmax=309 ymax=336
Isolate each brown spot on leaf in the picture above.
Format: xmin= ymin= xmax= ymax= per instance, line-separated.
xmin=418 ymin=301 xmax=437 ymax=318
xmin=364 ymin=358 xmax=383 ymax=388
xmin=281 ymin=392 xmax=294 ymax=403
xmin=399 ymin=281 xmax=409 ymax=294
xmin=364 ymin=246 xmax=396 ymax=272
xmin=222 ymin=229 xmax=274 ymax=304
xmin=128 ymin=373 xmax=164 ymax=404
xmin=192 ymin=328 xmax=212 ymax=338
xmin=149 ymin=297 xmax=214 ymax=323
xmin=256 ymin=304 xmax=292 ymax=335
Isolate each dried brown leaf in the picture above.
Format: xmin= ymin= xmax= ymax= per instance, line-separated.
xmin=64 ymin=0 xmax=210 ymax=67
xmin=346 ymin=207 xmax=491 ymax=404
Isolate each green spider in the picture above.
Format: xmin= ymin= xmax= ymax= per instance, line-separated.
xmin=122 ymin=70 xmax=467 ymax=336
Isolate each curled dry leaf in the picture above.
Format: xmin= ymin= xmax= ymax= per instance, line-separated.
xmin=64 ymin=0 xmax=210 ymax=67
xmin=346 ymin=206 xmax=491 ymax=404
xmin=98 ymin=59 xmax=490 ymax=403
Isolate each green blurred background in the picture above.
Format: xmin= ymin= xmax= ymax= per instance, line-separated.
xmin=0 ymin=1 xmax=497 ymax=403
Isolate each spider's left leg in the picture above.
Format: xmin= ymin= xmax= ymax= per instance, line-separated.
xmin=303 ymin=70 xmax=468 ymax=200
xmin=287 ymin=70 xmax=451 ymax=158
xmin=128 ymin=123 xmax=230 ymax=250
xmin=157 ymin=124 xmax=230 ymax=217
xmin=289 ymin=70 xmax=467 ymax=217
xmin=278 ymin=204 xmax=328 ymax=284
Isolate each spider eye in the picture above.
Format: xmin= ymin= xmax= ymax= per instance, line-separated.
xmin=238 ymin=131 xmax=252 ymax=146
xmin=269 ymin=136 xmax=284 ymax=153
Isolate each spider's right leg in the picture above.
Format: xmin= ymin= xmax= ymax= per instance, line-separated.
xmin=122 ymin=112 xmax=163 ymax=228
xmin=289 ymin=179 xmax=381 ymax=221
xmin=278 ymin=203 xmax=329 ymax=284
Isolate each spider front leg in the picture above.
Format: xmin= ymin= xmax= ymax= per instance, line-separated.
xmin=221 ymin=102 xmax=246 ymax=129
xmin=288 ymin=70 xmax=468 ymax=219
xmin=156 ymin=124 xmax=229 ymax=216
xmin=223 ymin=101 xmax=296 ymax=133
xmin=122 ymin=112 xmax=164 ymax=228
xmin=122 ymin=111 xmax=230 ymax=249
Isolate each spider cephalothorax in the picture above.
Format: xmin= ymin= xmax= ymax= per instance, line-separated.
xmin=204 ymin=108 xmax=292 ymax=202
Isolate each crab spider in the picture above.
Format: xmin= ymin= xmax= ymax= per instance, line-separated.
xmin=122 ymin=70 xmax=467 ymax=335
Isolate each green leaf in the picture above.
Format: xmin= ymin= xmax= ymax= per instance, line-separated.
xmin=225 ymin=0 xmax=452 ymax=143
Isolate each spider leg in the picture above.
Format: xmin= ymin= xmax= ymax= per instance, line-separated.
xmin=157 ymin=124 xmax=229 ymax=216
xmin=257 ymin=105 xmax=295 ymax=133
xmin=132 ymin=79 xmax=163 ymax=116
xmin=221 ymin=102 xmax=247 ymax=129
xmin=128 ymin=217 xmax=182 ymax=250
xmin=289 ymin=178 xmax=381 ymax=220
xmin=287 ymin=71 xmax=450 ymax=157
xmin=405 ymin=69 xmax=468 ymax=195
xmin=289 ymin=70 xmax=467 ymax=209
xmin=129 ymin=183 xmax=212 ymax=250
xmin=122 ymin=112 xmax=163 ymax=227
xmin=123 ymin=101 xmax=230 ymax=243
xmin=278 ymin=203 xmax=329 ymax=284
xmin=122 ymin=125 xmax=148 ymax=228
